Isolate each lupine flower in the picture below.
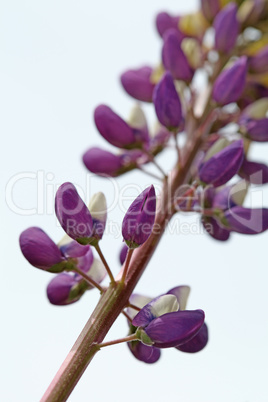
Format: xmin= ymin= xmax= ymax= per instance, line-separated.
xmin=213 ymin=3 xmax=239 ymax=54
xmin=153 ymin=72 xmax=182 ymax=130
xmin=94 ymin=105 xmax=140 ymax=149
xmin=120 ymin=66 xmax=155 ymax=102
xmin=155 ymin=12 xmax=181 ymax=38
xmin=212 ymin=56 xmax=248 ymax=105
xmin=201 ymin=0 xmax=220 ymax=21
xmin=83 ymin=147 xmax=145 ymax=177
xmin=238 ymin=159 xmax=268 ymax=184
xmin=88 ymin=192 xmax=107 ymax=240
xmin=162 ymin=29 xmax=194 ymax=81
xmin=224 ymin=206 xmax=268 ymax=234
xmin=19 ymin=227 xmax=65 ymax=272
xmin=47 ymin=258 xmax=106 ymax=305
xmin=126 ymin=286 xmax=208 ymax=363
xmin=122 ymin=185 xmax=156 ymax=248
xmin=55 ymin=182 xmax=94 ymax=245
xmin=249 ymin=45 xmax=268 ymax=74
xmin=198 ymin=139 xmax=244 ymax=187
xmin=133 ymin=295 xmax=205 ymax=348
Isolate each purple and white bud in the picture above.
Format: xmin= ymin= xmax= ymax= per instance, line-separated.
xmin=198 ymin=139 xmax=244 ymax=187
xmin=153 ymin=72 xmax=182 ymax=130
xmin=213 ymin=3 xmax=239 ymax=53
xmin=88 ymin=192 xmax=107 ymax=240
xmin=239 ymin=98 xmax=268 ymax=141
xmin=162 ymin=29 xmax=193 ymax=81
xmin=120 ymin=66 xmax=155 ymax=102
xmin=122 ymin=185 xmax=156 ymax=248
xmin=212 ymin=56 xmax=248 ymax=105
xmin=55 ymin=182 xmax=94 ymax=244
xmin=19 ymin=227 xmax=65 ymax=272
xmin=46 ymin=273 xmax=84 ymax=306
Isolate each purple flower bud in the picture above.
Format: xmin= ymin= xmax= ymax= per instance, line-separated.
xmin=119 ymin=243 xmax=128 ymax=265
xmin=176 ymin=322 xmax=208 ymax=353
xmin=198 ymin=140 xmax=244 ymax=187
xmin=55 ymin=182 xmax=93 ymax=244
xmin=201 ymin=0 xmax=220 ymax=21
xmin=19 ymin=227 xmax=65 ymax=272
xmin=213 ymin=3 xmax=239 ymax=53
xmin=239 ymin=159 xmax=268 ymax=184
xmin=120 ymin=67 xmax=155 ymax=102
xmin=155 ymin=12 xmax=181 ymax=38
xmin=162 ymin=29 xmax=194 ymax=81
xmin=212 ymin=56 xmax=248 ymax=105
xmin=244 ymin=118 xmax=268 ymax=142
xmin=46 ymin=273 xmax=84 ymax=306
xmin=83 ymin=147 xmax=122 ymax=177
xmin=127 ymin=341 xmax=161 ymax=364
xmin=249 ymin=45 xmax=268 ymax=74
xmin=94 ymin=105 xmax=139 ymax=149
xmin=144 ymin=310 xmax=205 ymax=349
xmin=153 ymin=72 xmax=182 ymax=130
xmin=224 ymin=207 xmax=268 ymax=234
xmin=122 ymin=185 xmax=156 ymax=248
xmin=149 ymin=125 xmax=171 ymax=155
xmin=202 ymin=216 xmax=231 ymax=241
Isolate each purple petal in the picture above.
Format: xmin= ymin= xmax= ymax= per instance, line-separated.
xmin=213 ymin=3 xmax=239 ymax=53
xmin=201 ymin=0 xmax=220 ymax=21
xmin=155 ymin=12 xmax=181 ymax=38
xmin=122 ymin=185 xmax=156 ymax=248
xmin=55 ymin=182 xmax=93 ymax=242
xmin=153 ymin=72 xmax=182 ymax=130
xmin=119 ymin=243 xmax=128 ymax=265
xmin=162 ymin=29 xmax=193 ymax=81
xmin=212 ymin=56 xmax=248 ymax=105
xmin=76 ymin=247 xmax=94 ymax=273
xmin=239 ymin=159 xmax=268 ymax=184
xmin=249 ymin=45 xmax=268 ymax=74
xmin=19 ymin=227 xmax=64 ymax=271
xmin=176 ymin=323 xmax=208 ymax=353
xmin=224 ymin=206 xmax=268 ymax=234
xmin=60 ymin=241 xmax=90 ymax=258
xmin=145 ymin=310 xmax=205 ymax=348
xmin=46 ymin=273 xmax=83 ymax=306
xmin=246 ymin=118 xmax=268 ymax=142
xmin=94 ymin=105 xmax=137 ymax=149
xmin=120 ymin=66 xmax=155 ymax=102
xmin=83 ymin=147 xmax=122 ymax=177
xmin=198 ymin=139 xmax=244 ymax=187
xmin=127 ymin=341 xmax=161 ymax=364
xmin=202 ymin=216 xmax=231 ymax=241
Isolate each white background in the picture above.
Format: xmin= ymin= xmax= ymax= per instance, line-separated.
xmin=1 ymin=1 xmax=268 ymax=401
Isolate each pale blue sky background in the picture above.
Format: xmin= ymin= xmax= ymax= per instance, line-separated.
xmin=1 ymin=1 xmax=268 ymax=401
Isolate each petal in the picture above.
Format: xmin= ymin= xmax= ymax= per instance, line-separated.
xmin=132 ymin=294 xmax=179 ymax=327
xmin=120 ymin=66 xmax=155 ymax=102
xmin=155 ymin=12 xmax=181 ymax=38
xmin=83 ymin=147 xmax=122 ymax=177
xmin=122 ymin=185 xmax=156 ymax=248
xmin=60 ymin=240 xmax=90 ymax=258
xmin=127 ymin=293 xmax=153 ymax=320
xmin=55 ymin=182 xmax=93 ymax=243
xmin=224 ymin=206 xmax=268 ymax=234
xmin=176 ymin=322 xmax=209 ymax=353
xmin=202 ymin=216 xmax=231 ymax=241
xmin=46 ymin=273 xmax=82 ymax=306
xmin=119 ymin=243 xmax=128 ymax=265
xmin=167 ymin=286 xmax=191 ymax=311
xmin=145 ymin=309 xmax=205 ymax=348
xmin=213 ymin=3 xmax=239 ymax=53
xmin=88 ymin=192 xmax=107 ymax=240
xmin=127 ymin=341 xmax=161 ymax=364
xmin=19 ymin=227 xmax=64 ymax=271
xmin=239 ymin=159 xmax=268 ymax=184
